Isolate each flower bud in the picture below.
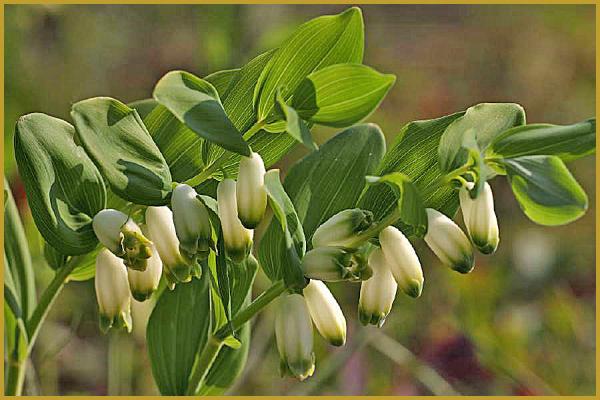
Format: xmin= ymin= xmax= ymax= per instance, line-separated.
xmin=459 ymin=182 xmax=499 ymax=254
xmin=171 ymin=184 xmax=214 ymax=260
xmin=378 ymin=226 xmax=424 ymax=298
xmin=95 ymin=248 xmax=132 ymax=333
xmin=236 ymin=152 xmax=267 ymax=228
xmin=92 ymin=209 xmax=153 ymax=271
xmin=424 ymin=208 xmax=474 ymax=274
xmin=145 ymin=206 xmax=193 ymax=289
xmin=275 ymin=293 xmax=315 ymax=381
xmin=127 ymin=228 xmax=162 ymax=302
xmin=217 ymin=179 xmax=253 ymax=263
xmin=359 ymin=248 xmax=397 ymax=327
xmin=312 ymin=209 xmax=374 ymax=249
xmin=303 ymin=280 xmax=346 ymax=346
xmin=301 ymin=246 xmax=362 ymax=282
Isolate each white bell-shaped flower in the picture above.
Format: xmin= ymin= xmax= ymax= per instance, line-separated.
xmin=92 ymin=209 xmax=152 ymax=271
xmin=145 ymin=206 xmax=193 ymax=289
xmin=95 ymin=248 xmax=132 ymax=333
xmin=424 ymin=208 xmax=474 ymax=273
xmin=311 ymin=209 xmax=374 ymax=249
xmin=275 ymin=293 xmax=315 ymax=381
xmin=459 ymin=182 xmax=499 ymax=254
xmin=378 ymin=226 xmax=424 ymax=298
xmin=127 ymin=226 xmax=163 ymax=302
xmin=359 ymin=248 xmax=398 ymax=327
xmin=217 ymin=179 xmax=253 ymax=263
xmin=236 ymin=152 xmax=267 ymax=229
xmin=171 ymin=184 xmax=214 ymax=260
xmin=301 ymin=246 xmax=358 ymax=282
xmin=303 ymin=280 xmax=346 ymax=346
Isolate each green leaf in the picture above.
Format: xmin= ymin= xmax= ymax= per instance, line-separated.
xmin=141 ymin=64 xmax=242 ymax=183
xmin=43 ymin=242 xmax=68 ymax=271
xmin=365 ymin=173 xmax=427 ymax=237
xmin=254 ymin=7 xmax=364 ymax=121
xmin=4 ymin=300 xmax=29 ymax=376
xmin=204 ymin=68 xmax=240 ymax=96
xmin=262 ymin=170 xmax=306 ymax=290
xmin=438 ymin=103 xmax=526 ymax=172
xmin=4 ymin=179 xmax=36 ymax=319
xmin=67 ymin=247 xmax=101 ymax=282
xmin=220 ymin=50 xmax=276 ymax=132
xmin=358 ymin=112 xmax=465 ymax=236
xmin=153 ymin=70 xmax=251 ymax=157
xmin=72 ymin=97 xmax=172 ymax=206
xmin=147 ymin=273 xmax=211 ymax=395
xmin=199 ymin=318 xmax=250 ymax=395
xmin=44 ymin=244 xmax=101 ymax=282
xmin=203 ymin=50 xmax=276 ymax=169
xmin=275 ymin=90 xmax=317 ymax=150
xmin=215 ymin=233 xmax=233 ymax=332
xmin=144 ymin=105 xmax=205 ymax=183
xmin=14 ymin=113 xmax=106 ymax=255
xmin=488 ymin=118 xmax=596 ymax=162
xmin=501 ymin=155 xmax=588 ymax=226
xmin=200 ymin=256 xmax=257 ymax=395
xmin=128 ymin=98 xmax=158 ymax=120
xmin=288 ymin=124 xmax=385 ymax=241
xmin=292 ymin=63 xmax=395 ymax=127
xmin=259 ymin=124 xmax=384 ymax=284
xmin=207 ymin=8 xmax=366 ymax=179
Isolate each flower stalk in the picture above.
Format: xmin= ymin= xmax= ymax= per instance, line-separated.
xmin=186 ymin=281 xmax=286 ymax=395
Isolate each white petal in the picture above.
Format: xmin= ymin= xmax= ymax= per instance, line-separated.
xmin=460 ymin=182 xmax=499 ymax=254
xmin=95 ymin=248 xmax=131 ymax=317
xmin=93 ymin=209 xmax=128 ymax=253
xmin=303 ymin=280 xmax=346 ymax=346
xmin=172 ymin=184 xmax=212 ymax=256
xmin=127 ymin=242 xmax=162 ymax=302
xmin=145 ymin=206 xmax=181 ymax=267
xmin=236 ymin=152 xmax=267 ymax=228
xmin=424 ymin=208 xmax=474 ymax=273
xmin=275 ymin=293 xmax=315 ymax=380
xmin=218 ymin=179 xmax=253 ymax=262
xmin=379 ymin=226 xmax=423 ymax=297
xmin=359 ymin=248 xmax=397 ymax=326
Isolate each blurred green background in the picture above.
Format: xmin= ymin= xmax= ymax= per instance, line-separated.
xmin=4 ymin=4 xmax=595 ymax=395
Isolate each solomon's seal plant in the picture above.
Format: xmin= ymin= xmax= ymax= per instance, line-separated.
xmin=5 ymin=7 xmax=595 ymax=395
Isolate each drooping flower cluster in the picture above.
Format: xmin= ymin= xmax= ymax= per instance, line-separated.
xmin=275 ymin=280 xmax=346 ymax=380
xmin=300 ymin=180 xmax=499 ymax=336
xmin=91 ymin=152 xmax=270 ymax=331
xmin=90 ymin=144 xmax=499 ymax=381
xmin=93 ymin=210 xmax=162 ymax=331
xmin=302 ymin=208 xmax=375 ymax=281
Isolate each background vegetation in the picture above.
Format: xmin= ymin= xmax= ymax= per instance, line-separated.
xmin=4 ymin=4 xmax=595 ymax=395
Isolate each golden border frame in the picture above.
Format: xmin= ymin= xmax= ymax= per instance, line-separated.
xmin=0 ymin=1 xmax=596 ymax=398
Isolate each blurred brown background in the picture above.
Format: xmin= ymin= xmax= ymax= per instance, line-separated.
xmin=4 ymin=4 xmax=595 ymax=395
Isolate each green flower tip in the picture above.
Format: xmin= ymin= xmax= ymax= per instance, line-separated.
xmin=452 ymin=255 xmax=475 ymax=274
xmin=165 ymin=260 xmax=192 ymax=283
xmin=240 ymin=213 xmax=262 ymax=230
xmin=328 ymin=334 xmax=346 ymax=347
xmin=472 ymin=236 xmax=499 ymax=255
xmin=132 ymin=290 xmax=153 ymax=303
xmin=164 ymin=264 xmax=193 ymax=290
xmin=403 ymin=279 xmax=423 ymax=298
xmin=287 ymin=356 xmax=316 ymax=382
xmin=99 ymin=311 xmax=132 ymax=334
xmin=358 ymin=308 xmax=388 ymax=328
xmin=226 ymin=242 xmax=252 ymax=264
